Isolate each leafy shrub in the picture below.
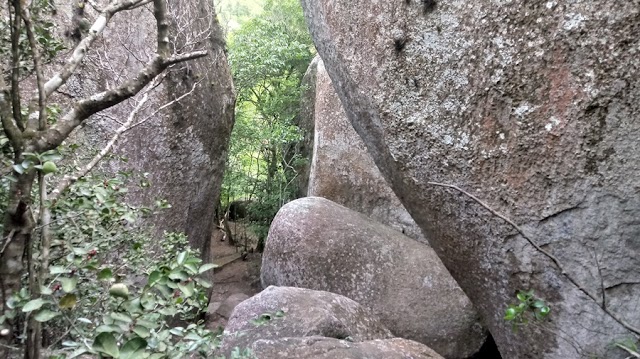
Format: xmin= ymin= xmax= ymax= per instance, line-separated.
xmin=504 ymin=290 xmax=551 ymax=330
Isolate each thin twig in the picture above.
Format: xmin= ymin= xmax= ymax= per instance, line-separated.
xmin=592 ymin=248 xmax=606 ymax=309
xmin=426 ymin=181 xmax=640 ymax=336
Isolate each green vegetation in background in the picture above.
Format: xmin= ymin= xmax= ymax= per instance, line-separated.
xmin=217 ymin=0 xmax=265 ymax=34
xmin=221 ymin=0 xmax=315 ymax=247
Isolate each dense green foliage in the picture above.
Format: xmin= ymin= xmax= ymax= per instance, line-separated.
xmin=221 ymin=0 xmax=315 ymax=240
xmin=0 ymin=147 xmax=218 ymax=357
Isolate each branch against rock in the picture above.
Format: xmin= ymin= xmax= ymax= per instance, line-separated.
xmin=31 ymin=50 xmax=206 ymax=153
xmin=41 ymin=0 xmax=154 ymax=100
xmin=49 ymin=81 xmax=200 ymax=202
xmin=426 ymin=181 xmax=640 ymax=337
xmin=20 ymin=6 xmax=47 ymax=131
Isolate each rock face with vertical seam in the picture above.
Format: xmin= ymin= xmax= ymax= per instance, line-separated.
xmin=307 ymin=57 xmax=426 ymax=242
xmin=261 ymin=197 xmax=486 ymax=358
xmin=301 ymin=0 xmax=640 ymax=357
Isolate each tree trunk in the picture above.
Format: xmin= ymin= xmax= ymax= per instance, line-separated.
xmin=0 ymin=170 xmax=36 ymax=353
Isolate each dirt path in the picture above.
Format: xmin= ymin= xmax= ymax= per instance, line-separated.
xmin=206 ymin=222 xmax=263 ymax=330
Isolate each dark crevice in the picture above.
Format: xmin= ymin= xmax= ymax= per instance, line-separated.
xmin=467 ymin=333 xmax=502 ymax=359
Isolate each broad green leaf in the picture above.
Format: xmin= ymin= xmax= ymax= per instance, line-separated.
xmin=98 ymin=268 xmax=113 ymax=281
xmin=60 ymin=277 xmax=78 ymax=293
xmin=168 ymin=270 xmax=188 ymax=281
xmin=40 ymin=285 xmax=53 ymax=296
xmin=147 ymin=270 xmax=162 ymax=287
xmin=177 ymin=282 xmax=195 ymax=298
xmin=110 ymin=312 xmax=132 ymax=323
xmin=95 ymin=324 xmax=120 ymax=333
xmin=34 ymin=310 xmax=60 ymax=322
xmin=177 ymin=251 xmax=187 ymax=265
xmin=93 ymin=332 xmax=119 ymax=358
xmin=23 ymin=298 xmax=46 ymax=312
xmin=132 ymin=325 xmax=150 ymax=338
xmin=120 ymin=338 xmax=147 ymax=359
xmin=198 ymin=263 xmax=218 ymax=274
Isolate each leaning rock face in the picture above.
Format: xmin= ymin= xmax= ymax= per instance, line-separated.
xmin=248 ymin=336 xmax=444 ymax=359
xmin=301 ymin=1 xmax=639 ymax=357
xmin=261 ymin=198 xmax=486 ymax=358
xmin=65 ymin=0 xmax=234 ymax=264
xmin=217 ymin=286 xmax=393 ymax=356
xmin=307 ymin=58 xmax=425 ymax=242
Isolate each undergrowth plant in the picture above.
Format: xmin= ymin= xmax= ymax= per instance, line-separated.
xmin=504 ymin=290 xmax=551 ymax=331
xmin=1 ymin=154 xmax=219 ymax=358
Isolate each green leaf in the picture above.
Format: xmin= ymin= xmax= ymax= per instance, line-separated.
xmin=198 ymin=263 xmax=218 ymax=274
xmin=177 ymin=282 xmax=195 ymax=298
xmin=110 ymin=312 xmax=133 ymax=324
xmin=60 ymin=277 xmax=78 ymax=293
xmin=147 ymin=270 xmax=162 ymax=287
xmin=177 ymin=251 xmax=187 ymax=265
xmin=98 ymin=268 xmax=114 ymax=281
xmin=40 ymin=285 xmax=53 ymax=296
xmin=59 ymin=294 xmax=77 ymax=309
xmin=504 ymin=307 xmax=517 ymax=320
xmin=34 ymin=310 xmax=60 ymax=322
xmin=168 ymin=270 xmax=188 ymax=281
xmin=95 ymin=324 xmax=120 ymax=333
xmin=120 ymin=338 xmax=147 ymax=359
xmin=93 ymin=332 xmax=119 ymax=358
xmin=23 ymin=298 xmax=47 ymax=312
xmin=132 ymin=325 xmax=150 ymax=338
xmin=532 ymin=300 xmax=545 ymax=308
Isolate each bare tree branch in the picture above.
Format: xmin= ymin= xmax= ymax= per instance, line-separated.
xmin=41 ymin=0 xmax=153 ymax=99
xmin=20 ymin=6 xmax=47 ymax=131
xmin=31 ymin=50 xmax=206 ymax=152
xmin=49 ymin=80 xmax=199 ymax=201
xmin=49 ymin=92 xmax=149 ymax=202
xmin=9 ymin=0 xmax=23 ymax=131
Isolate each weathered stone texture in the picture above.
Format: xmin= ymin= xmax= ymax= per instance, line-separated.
xmin=261 ymin=197 xmax=486 ymax=358
xmin=61 ymin=1 xmax=234 ymax=265
xmin=292 ymin=55 xmax=320 ymax=199
xmin=301 ymin=0 xmax=640 ymax=357
xmin=248 ymin=336 xmax=444 ymax=359
xmin=307 ymin=58 xmax=425 ymax=242
xmin=217 ymin=286 xmax=393 ymax=356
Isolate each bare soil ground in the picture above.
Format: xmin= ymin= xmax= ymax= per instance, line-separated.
xmin=207 ymin=221 xmax=263 ymax=330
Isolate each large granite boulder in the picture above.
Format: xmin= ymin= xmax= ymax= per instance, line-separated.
xmin=57 ymin=1 xmax=234 ymax=267
xmin=306 ymin=58 xmax=425 ymax=242
xmin=301 ymin=1 xmax=640 ymax=357
xmin=261 ymin=197 xmax=486 ymax=358
xmin=247 ymin=336 xmax=444 ymax=359
xmin=217 ymin=286 xmax=393 ymax=356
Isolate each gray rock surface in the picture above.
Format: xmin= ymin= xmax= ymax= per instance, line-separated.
xmin=300 ymin=1 xmax=640 ymax=357
xmin=307 ymin=58 xmax=425 ymax=242
xmin=55 ymin=1 xmax=234 ymax=269
xmin=291 ymin=55 xmax=320 ymax=199
xmin=217 ymin=286 xmax=393 ymax=356
xmin=206 ymin=293 xmax=250 ymax=331
xmin=248 ymin=336 xmax=444 ymax=359
xmin=261 ymin=197 xmax=486 ymax=358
